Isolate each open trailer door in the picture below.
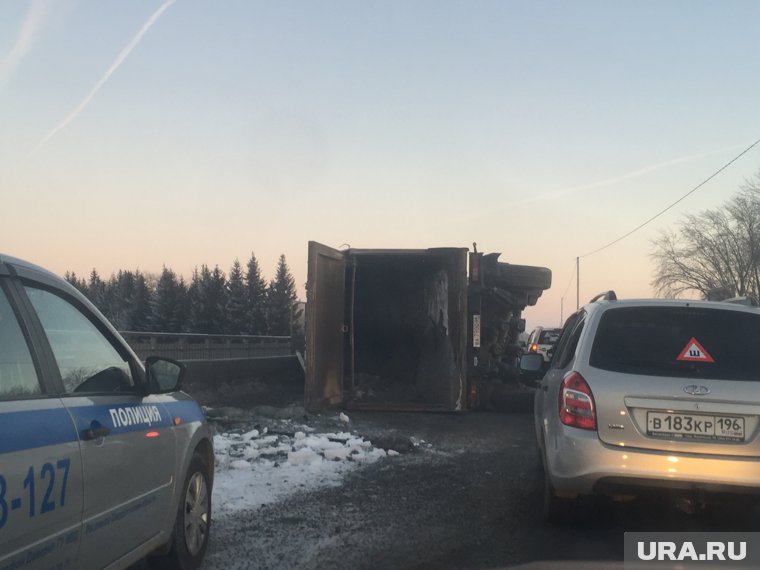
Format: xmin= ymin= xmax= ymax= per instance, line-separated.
xmin=345 ymin=247 xmax=468 ymax=411
xmin=305 ymin=241 xmax=347 ymax=411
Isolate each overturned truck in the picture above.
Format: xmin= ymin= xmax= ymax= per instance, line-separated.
xmin=305 ymin=241 xmax=551 ymax=412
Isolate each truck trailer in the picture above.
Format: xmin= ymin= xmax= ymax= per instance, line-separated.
xmin=305 ymin=241 xmax=551 ymax=412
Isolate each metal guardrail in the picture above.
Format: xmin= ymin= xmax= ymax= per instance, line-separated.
xmin=119 ymin=331 xmax=293 ymax=361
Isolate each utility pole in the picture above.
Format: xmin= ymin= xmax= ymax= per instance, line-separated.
xmin=560 ymin=297 xmax=564 ymax=326
xmin=576 ymin=256 xmax=580 ymax=310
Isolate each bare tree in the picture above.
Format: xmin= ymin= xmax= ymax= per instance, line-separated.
xmin=651 ymin=173 xmax=760 ymax=299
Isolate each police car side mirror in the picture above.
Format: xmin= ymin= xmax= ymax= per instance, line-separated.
xmin=145 ymin=356 xmax=186 ymax=393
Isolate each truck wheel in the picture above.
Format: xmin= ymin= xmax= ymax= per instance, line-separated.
xmin=150 ymin=453 xmax=211 ymax=570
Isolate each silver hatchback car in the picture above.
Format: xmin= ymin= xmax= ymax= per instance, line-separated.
xmin=0 ymin=254 xmax=214 ymax=569
xmin=527 ymin=292 xmax=760 ymax=523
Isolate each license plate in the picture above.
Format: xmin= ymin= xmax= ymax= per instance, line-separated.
xmin=646 ymin=412 xmax=745 ymax=442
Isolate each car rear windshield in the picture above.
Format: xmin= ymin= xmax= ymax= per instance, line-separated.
xmin=539 ymin=330 xmax=560 ymax=344
xmin=589 ymin=306 xmax=760 ymax=381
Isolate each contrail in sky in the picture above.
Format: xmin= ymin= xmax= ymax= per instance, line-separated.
xmin=0 ymin=0 xmax=51 ymax=87
xmin=522 ymin=143 xmax=751 ymax=204
xmin=30 ymin=0 xmax=175 ymax=155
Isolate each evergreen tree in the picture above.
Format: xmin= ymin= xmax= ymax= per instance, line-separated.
xmin=187 ymin=267 xmax=202 ymax=333
xmin=64 ymin=271 xmax=88 ymax=296
xmin=225 ymin=259 xmax=247 ymax=334
xmin=188 ymin=265 xmax=228 ymax=334
xmin=62 ymin=253 xmax=304 ymax=337
xmin=131 ymin=270 xmax=153 ymax=332
xmin=103 ymin=271 xmax=131 ymax=329
xmin=267 ymin=254 xmax=297 ymax=335
xmin=94 ymin=270 xmax=152 ymax=331
xmin=209 ymin=265 xmax=228 ymax=333
xmin=177 ymin=276 xmax=191 ymax=333
xmin=87 ymin=269 xmax=107 ymax=312
xmin=245 ymin=252 xmax=268 ymax=335
xmin=101 ymin=275 xmax=114 ymax=321
xmin=150 ymin=266 xmax=187 ymax=332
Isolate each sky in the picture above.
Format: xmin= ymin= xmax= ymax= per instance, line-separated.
xmin=2 ymin=0 xmax=760 ymax=330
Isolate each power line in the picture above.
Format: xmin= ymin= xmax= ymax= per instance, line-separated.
xmin=581 ymin=138 xmax=760 ymax=258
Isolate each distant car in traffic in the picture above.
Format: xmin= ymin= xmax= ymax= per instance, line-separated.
xmin=523 ymin=291 xmax=760 ymax=523
xmin=526 ymin=326 xmax=561 ymax=362
xmin=0 ymin=253 xmax=214 ymax=569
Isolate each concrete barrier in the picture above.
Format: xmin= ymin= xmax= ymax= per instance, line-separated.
xmin=180 ymin=355 xmax=305 ymax=408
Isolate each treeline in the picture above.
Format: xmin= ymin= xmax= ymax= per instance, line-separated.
xmin=65 ymin=253 xmax=300 ymax=336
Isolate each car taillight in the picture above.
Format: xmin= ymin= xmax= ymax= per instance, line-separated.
xmin=529 ymin=343 xmax=538 ymax=353
xmin=558 ymin=372 xmax=596 ymax=430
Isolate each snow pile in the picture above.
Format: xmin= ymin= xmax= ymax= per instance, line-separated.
xmin=212 ymin=423 xmax=393 ymax=516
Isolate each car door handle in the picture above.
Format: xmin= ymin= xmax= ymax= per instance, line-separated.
xmin=82 ymin=426 xmax=111 ymax=440
xmin=541 ymin=384 xmax=548 ymax=392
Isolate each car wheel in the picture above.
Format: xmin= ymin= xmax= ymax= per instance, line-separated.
xmin=150 ymin=453 xmax=211 ymax=570
xmin=541 ymin=453 xmax=576 ymax=525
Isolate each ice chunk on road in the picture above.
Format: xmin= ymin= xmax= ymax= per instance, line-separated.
xmin=324 ymin=447 xmax=352 ymax=461
xmin=288 ymin=448 xmax=322 ymax=466
xmin=213 ymin=420 xmax=405 ymax=517
xmin=350 ymin=450 xmax=385 ymax=463
xmin=258 ymin=435 xmax=279 ymax=445
xmin=295 ymin=436 xmax=344 ymax=451
xmin=242 ymin=447 xmax=260 ymax=461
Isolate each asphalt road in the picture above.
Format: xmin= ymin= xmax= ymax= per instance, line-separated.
xmin=201 ymin=409 xmax=760 ymax=570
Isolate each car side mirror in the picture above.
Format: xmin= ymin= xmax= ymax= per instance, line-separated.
xmin=519 ymin=353 xmax=545 ymax=382
xmin=145 ymin=356 xmax=186 ymax=393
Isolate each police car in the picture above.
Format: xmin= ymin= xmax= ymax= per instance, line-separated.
xmin=0 ymin=254 xmax=214 ymax=569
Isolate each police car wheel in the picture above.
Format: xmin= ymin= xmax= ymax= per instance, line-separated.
xmin=150 ymin=453 xmax=211 ymax=570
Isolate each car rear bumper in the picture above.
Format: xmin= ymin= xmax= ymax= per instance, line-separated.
xmin=592 ymin=476 xmax=760 ymax=497
xmin=546 ymin=427 xmax=760 ymax=498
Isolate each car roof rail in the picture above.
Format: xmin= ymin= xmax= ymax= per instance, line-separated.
xmin=723 ymin=295 xmax=759 ymax=307
xmin=589 ymin=290 xmax=617 ymax=303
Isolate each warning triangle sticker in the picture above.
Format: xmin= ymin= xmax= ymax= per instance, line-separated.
xmin=676 ymin=337 xmax=715 ymax=363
